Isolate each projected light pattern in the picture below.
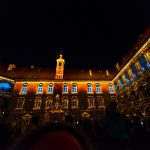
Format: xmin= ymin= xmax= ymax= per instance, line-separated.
xmin=0 ymin=81 xmax=13 ymax=92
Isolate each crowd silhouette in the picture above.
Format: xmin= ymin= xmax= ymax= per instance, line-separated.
xmin=0 ymin=101 xmax=150 ymax=150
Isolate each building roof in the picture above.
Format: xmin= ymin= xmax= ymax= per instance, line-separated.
xmin=1 ymin=67 xmax=115 ymax=81
xmin=6 ymin=67 xmax=55 ymax=81
xmin=64 ymin=69 xmax=115 ymax=81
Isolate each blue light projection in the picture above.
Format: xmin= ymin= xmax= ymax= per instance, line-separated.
xmin=131 ymin=65 xmax=138 ymax=79
xmin=125 ymin=72 xmax=130 ymax=84
xmin=119 ymin=77 xmax=125 ymax=89
xmin=0 ymin=81 xmax=13 ymax=92
xmin=139 ymin=55 xmax=149 ymax=72
xmin=114 ymin=82 xmax=119 ymax=91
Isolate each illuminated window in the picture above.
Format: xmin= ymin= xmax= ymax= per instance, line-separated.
xmin=72 ymin=83 xmax=77 ymax=93
xmin=35 ymin=101 xmax=41 ymax=108
xmin=48 ymin=84 xmax=53 ymax=94
xmin=63 ymin=83 xmax=68 ymax=93
xmin=131 ymin=65 xmax=138 ymax=79
xmin=16 ymin=97 xmax=25 ymax=110
xmin=87 ymin=83 xmax=92 ymax=93
xmin=71 ymin=96 xmax=78 ymax=109
xmin=97 ymin=96 xmax=104 ymax=108
xmin=62 ymin=96 xmax=69 ymax=108
xmin=88 ymin=96 xmax=95 ymax=109
xmin=38 ymin=83 xmax=43 ymax=94
xmin=21 ymin=83 xmax=28 ymax=94
xmin=109 ymin=84 xmax=114 ymax=93
xmin=33 ymin=97 xmax=42 ymax=110
xmin=119 ymin=77 xmax=124 ymax=89
xmin=139 ymin=55 xmax=149 ymax=71
xmin=96 ymin=83 xmax=101 ymax=93
xmin=125 ymin=72 xmax=130 ymax=84
xmin=114 ymin=82 xmax=119 ymax=92
xmin=45 ymin=97 xmax=53 ymax=109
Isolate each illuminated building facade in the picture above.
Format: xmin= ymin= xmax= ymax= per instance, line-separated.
xmin=0 ymin=27 xmax=150 ymax=123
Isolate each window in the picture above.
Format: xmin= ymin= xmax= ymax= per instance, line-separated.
xmin=48 ymin=84 xmax=53 ymax=94
xmin=71 ymin=96 xmax=78 ymax=109
xmin=119 ymin=77 xmax=125 ymax=89
xmin=111 ymin=96 xmax=117 ymax=101
xmin=139 ymin=55 xmax=149 ymax=71
xmin=88 ymin=96 xmax=95 ymax=109
xmin=62 ymin=96 xmax=69 ymax=108
xmin=114 ymin=82 xmax=119 ymax=92
xmin=63 ymin=83 xmax=68 ymax=93
xmin=59 ymin=62 xmax=61 ymax=66
xmin=35 ymin=101 xmax=41 ymax=108
xmin=45 ymin=97 xmax=53 ymax=109
xmin=125 ymin=72 xmax=131 ymax=84
xmin=62 ymin=100 xmax=68 ymax=108
xmin=16 ymin=97 xmax=25 ymax=110
xmin=87 ymin=83 xmax=92 ymax=93
xmin=33 ymin=97 xmax=42 ymax=110
xmin=109 ymin=84 xmax=114 ymax=93
xmin=21 ymin=83 xmax=28 ymax=94
xmin=72 ymin=83 xmax=77 ymax=93
xmin=96 ymin=83 xmax=101 ymax=93
xmin=97 ymin=96 xmax=104 ymax=108
xmin=38 ymin=83 xmax=43 ymax=94
xmin=131 ymin=65 xmax=138 ymax=79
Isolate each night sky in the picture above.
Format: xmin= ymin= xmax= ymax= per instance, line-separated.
xmin=0 ymin=0 xmax=150 ymax=70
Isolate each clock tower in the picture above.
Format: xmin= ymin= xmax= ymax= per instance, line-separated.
xmin=55 ymin=53 xmax=65 ymax=79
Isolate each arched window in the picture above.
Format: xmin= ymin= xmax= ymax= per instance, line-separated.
xmin=88 ymin=96 xmax=95 ymax=109
xmin=33 ymin=97 xmax=42 ymax=110
xmin=72 ymin=83 xmax=77 ymax=93
xmin=109 ymin=84 xmax=114 ymax=93
xmin=97 ymin=96 xmax=104 ymax=108
xmin=87 ymin=83 xmax=92 ymax=93
xmin=38 ymin=83 xmax=43 ymax=94
xmin=119 ymin=77 xmax=124 ymax=89
xmin=96 ymin=83 xmax=101 ymax=93
xmin=131 ymin=65 xmax=138 ymax=79
xmin=125 ymin=72 xmax=131 ymax=84
xmin=61 ymin=96 xmax=69 ymax=108
xmin=21 ymin=83 xmax=28 ymax=94
xmin=16 ymin=97 xmax=25 ymax=110
xmin=45 ymin=97 xmax=53 ymax=109
xmin=48 ymin=83 xmax=53 ymax=94
xmin=139 ymin=55 xmax=149 ymax=72
xmin=63 ymin=83 xmax=68 ymax=93
xmin=71 ymin=96 xmax=78 ymax=109
xmin=114 ymin=82 xmax=119 ymax=92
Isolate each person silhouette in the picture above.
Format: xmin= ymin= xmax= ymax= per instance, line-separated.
xmin=100 ymin=101 xmax=129 ymax=150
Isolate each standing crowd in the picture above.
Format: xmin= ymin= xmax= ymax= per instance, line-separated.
xmin=0 ymin=101 xmax=150 ymax=150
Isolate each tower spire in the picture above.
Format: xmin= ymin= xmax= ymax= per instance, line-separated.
xmin=59 ymin=50 xmax=63 ymax=58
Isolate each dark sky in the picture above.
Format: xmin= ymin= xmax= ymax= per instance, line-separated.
xmin=0 ymin=0 xmax=150 ymax=70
